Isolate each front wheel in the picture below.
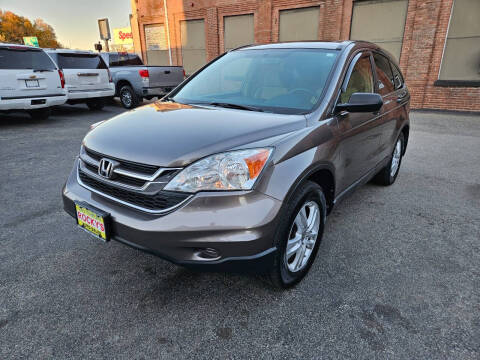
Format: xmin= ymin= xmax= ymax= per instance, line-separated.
xmin=267 ymin=181 xmax=326 ymax=288
xmin=373 ymin=132 xmax=405 ymax=186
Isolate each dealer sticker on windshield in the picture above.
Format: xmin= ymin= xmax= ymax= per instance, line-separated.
xmin=75 ymin=203 xmax=109 ymax=241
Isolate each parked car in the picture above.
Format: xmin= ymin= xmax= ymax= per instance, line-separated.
xmin=63 ymin=41 xmax=410 ymax=288
xmin=100 ymin=52 xmax=184 ymax=109
xmin=46 ymin=49 xmax=114 ymax=110
xmin=0 ymin=43 xmax=67 ymax=119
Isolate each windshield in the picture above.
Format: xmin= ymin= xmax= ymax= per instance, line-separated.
xmin=172 ymin=48 xmax=338 ymax=114
xmin=0 ymin=48 xmax=56 ymax=70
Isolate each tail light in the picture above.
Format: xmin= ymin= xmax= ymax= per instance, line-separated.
xmin=58 ymin=69 xmax=65 ymax=88
xmin=107 ymin=69 xmax=113 ymax=83
xmin=139 ymin=69 xmax=149 ymax=78
xmin=183 ymin=69 xmax=186 ymax=78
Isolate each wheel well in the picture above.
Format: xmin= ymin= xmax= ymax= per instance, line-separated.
xmin=308 ymin=169 xmax=335 ymax=214
xmin=401 ymin=125 xmax=409 ymax=155
xmin=115 ymin=80 xmax=131 ymax=96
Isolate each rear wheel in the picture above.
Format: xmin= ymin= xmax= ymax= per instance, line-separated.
xmin=86 ymin=98 xmax=106 ymax=111
xmin=119 ymin=85 xmax=140 ymax=109
xmin=373 ymin=132 xmax=405 ymax=186
xmin=28 ymin=108 xmax=51 ymax=120
xmin=267 ymin=181 xmax=326 ymax=288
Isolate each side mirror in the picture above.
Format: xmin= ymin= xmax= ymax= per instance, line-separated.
xmin=336 ymin=93 xmax=383 ymax=113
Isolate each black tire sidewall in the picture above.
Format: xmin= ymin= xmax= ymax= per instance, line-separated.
xmin=271 ymin=181 xmax=326 ymax=287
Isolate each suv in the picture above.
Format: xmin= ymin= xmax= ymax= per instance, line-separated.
xmin=0 ymin=44 xmax=67 ymax=119
xmin=100 ymin=52 xmax=184 ymax=109
xmin=63 ymin=41 xmax=410 ymax=288
xmin=46 ymin=50 xmax=114 ymax=110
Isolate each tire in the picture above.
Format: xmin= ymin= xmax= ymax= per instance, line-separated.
xmin=373 ymin=132 xmax=405 ymax=186
xmin=267 ymin=181 xmax=327 ymax=289
xmin=86 ymin=98 xmax=105 ymax=111
xmin=28 ymin=108 xmax=51 ymax=120
xmin=119 ymin=85 xmax=140 ymax=109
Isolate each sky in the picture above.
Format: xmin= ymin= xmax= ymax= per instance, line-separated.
xmin=0 ymin=0 xmax=132 ymax=50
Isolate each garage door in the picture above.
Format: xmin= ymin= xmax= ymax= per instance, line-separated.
xmin=279 ymin=7 xmax=319 ymax=42
xmin=181 ymin=19 xmax=206 ymax=75
xmin=350 ymin=0 xmax=408 ymax=60
xmin=144 ymin=24 xmax=169 ymax=65
xmin=224 ymin=14 xmax=254 ymax=52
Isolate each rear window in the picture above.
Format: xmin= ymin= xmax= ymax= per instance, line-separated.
xmin=55 ymin=53 xmax=107 ymax=69
xmin=110 ymin=53 xmax=143 ymax=66
xmin=0 ymin=48 xmax=56 ymax=70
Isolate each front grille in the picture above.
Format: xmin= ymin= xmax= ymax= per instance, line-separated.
xmin=84 ymin=147 xmax=159 ymax=175
xmin=79 ymin=170 xmax=190 ymax=212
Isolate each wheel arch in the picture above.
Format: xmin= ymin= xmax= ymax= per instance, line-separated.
xmin=115 ymin=80 xmax=132 ymax=96
xmin=283 ymin=162 xmax=336 ymax=215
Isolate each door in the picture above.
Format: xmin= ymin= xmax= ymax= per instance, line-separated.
xmin=180 ymin=19 xmax=206 ymax=76
xmin=372 ymin=52 xmax=401 ymax=160
xmin=0 ymin=47 xmax=61 ymax=100
xmin=336 ymin=52 xmax=384 ymax=192
xmin=224 ymin=14 xmax=254 ymax=52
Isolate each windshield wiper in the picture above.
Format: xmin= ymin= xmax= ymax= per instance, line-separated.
xmin=203 ymin=102 xmax=264 ymax=112
xmin=33 ymin=69 xmax=53 ymax=72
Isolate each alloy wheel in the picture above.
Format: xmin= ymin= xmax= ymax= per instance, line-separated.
xmin=390 ymin=139 xmax=402 ymax=178
xmin=285 ymin=200 xmax=321 ymax=273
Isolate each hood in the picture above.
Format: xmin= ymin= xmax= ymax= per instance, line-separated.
xmin=83 ymin=102 xmax=306 ymax=167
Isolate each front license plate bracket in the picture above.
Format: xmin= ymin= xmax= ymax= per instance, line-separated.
xmin=75 ymin=202 xmax=111 ymax=242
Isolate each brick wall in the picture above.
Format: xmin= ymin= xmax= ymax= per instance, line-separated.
xmin=131 ymin=0 xmax=480 ymax=112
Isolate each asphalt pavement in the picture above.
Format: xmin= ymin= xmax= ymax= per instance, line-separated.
xmin=0 ymin=103 xmax=479 ymax=359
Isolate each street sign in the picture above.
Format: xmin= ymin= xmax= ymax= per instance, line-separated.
xmin=98 ymin=18 xmax=111 ymax=40
xmin=23 ymin=36 xmax=39 ymax=47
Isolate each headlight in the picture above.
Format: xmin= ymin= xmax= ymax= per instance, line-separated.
xmin=164 ymin=148 xmax=273 ymax=192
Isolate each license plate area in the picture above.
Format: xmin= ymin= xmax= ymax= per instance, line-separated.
xmin=75 ymin=202 xmax=110 ymax=242
xmin=25 ymin=79 xmax=40 ymax=88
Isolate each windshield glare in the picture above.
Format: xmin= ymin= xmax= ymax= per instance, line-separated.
xmin=173 ymin=49 xmax=338 ymax=114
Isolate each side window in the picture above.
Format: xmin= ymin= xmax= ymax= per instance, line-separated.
xmin=109 ymin=54 xmax=119 ymax=67
xmin=390 ymin=62 xmax=404 ymax=90
xmin=340 ymin=55 xmax=374 ymax=103
xmin=373 ymin=53 xmax=394 ymax=95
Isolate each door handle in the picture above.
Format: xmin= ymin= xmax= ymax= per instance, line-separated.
xmin=164 ymin=70 xmax=171 ymax=74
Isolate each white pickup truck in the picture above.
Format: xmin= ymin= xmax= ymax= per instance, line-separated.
xmin=100 ymin=52 xmax=185 ymax=109
xmin=46 ymin=49 xmax=115 ymax=110
xmin=0 ymin=44 xmax=67 ymax=119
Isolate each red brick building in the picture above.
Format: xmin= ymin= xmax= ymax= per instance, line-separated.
xmin=130 ymin=0 xmax=480 ymax=112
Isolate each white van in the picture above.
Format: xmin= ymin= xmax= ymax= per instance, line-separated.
xmin=0 ymin=44 xmax=67 ymax=119
xmin=46 ymin=50 xmax=114 ymax=110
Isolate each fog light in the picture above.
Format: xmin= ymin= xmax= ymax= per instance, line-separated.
xmin=196 ymin=248 xmax=220 ymax=260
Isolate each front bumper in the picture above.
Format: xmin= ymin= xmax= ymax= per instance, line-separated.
xmin=62 ymin=160 xmax=282 ymax=272
xmin=0 ymin=94 xmax=67 ymax=110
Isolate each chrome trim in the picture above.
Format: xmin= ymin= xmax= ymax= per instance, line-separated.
xmin=79 ymin=161 xmax=151 ymax=191
xmin=76 ymin=166 xmax=194 ymax=215
xmin=79 ymin=151 xmax=181 ymax=182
